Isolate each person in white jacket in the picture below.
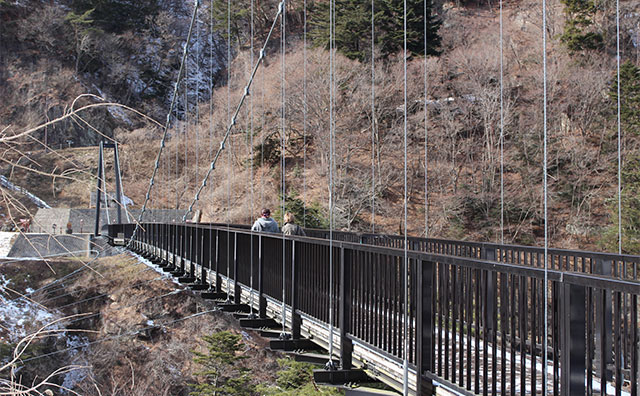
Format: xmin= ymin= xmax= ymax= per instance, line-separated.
xmin=251 ymin=208 xmax=280 ymax=233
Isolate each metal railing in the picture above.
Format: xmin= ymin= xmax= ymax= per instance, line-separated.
xmin=109 ymin=222 xmax=640 ymax=395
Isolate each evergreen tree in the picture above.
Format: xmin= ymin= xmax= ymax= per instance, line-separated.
xmin=190 ymin=331 xmax=253 ymax=396
xmin=601 ymin=62 xmax=640 ymax=254
xmin=310 ymin=0 xmax=441 ymax=61
xmin=559 ymin=0 xmax=602 ymax=52
xmin=210 ymin=0 xmax=250 ymax=49
xmin=609 ymin=61 xmax=640 ymax=136
xmin=70 ymin=0 xmax=160 ymax=33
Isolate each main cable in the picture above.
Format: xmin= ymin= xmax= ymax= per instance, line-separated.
xmin=127 ymin=0 xmax=200 ymax=248
xmin=182 ymin=0 xmax=287 ymax=220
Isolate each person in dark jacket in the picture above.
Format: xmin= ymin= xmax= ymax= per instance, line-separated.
xmin=282 ymin=212 xmax=305 ymax=236
xmin=251 ymin=208 xmax=280 ymax=233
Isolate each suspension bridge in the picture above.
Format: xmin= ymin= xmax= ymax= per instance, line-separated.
xmin=95 ymin=0 xmax=640 ymax=394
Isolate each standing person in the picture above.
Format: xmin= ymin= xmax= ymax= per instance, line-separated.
xmin=282 ymin=212 xmax=305 ymax=236
xmin=251 ymin=208 xmax=280 ymax=233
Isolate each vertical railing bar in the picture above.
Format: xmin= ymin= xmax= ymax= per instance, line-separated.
xmin=482 ymin=270 xmax=488 ymax=396
xmin=615 ymin=290 xmax=622 ymax=396
xmin=466 ymin=266 xmax=472 ymax=391
xmin=519 ymin=276 xmax=527 ymax=396
xmin=444 ymin=263 xmax=450 ymax=381
xmin=492 ymin=271 xmax=498 ymax=395
xmin=531 ymin=277 xmax=537 ymax=395
xmin=459 ymin=266 xmax=465 ymax=387
xmin=451 ymin=264 xmax=458 ymax=383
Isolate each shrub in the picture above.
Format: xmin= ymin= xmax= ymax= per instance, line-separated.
xmin=190 ymin=331 xmax=253 ymax=396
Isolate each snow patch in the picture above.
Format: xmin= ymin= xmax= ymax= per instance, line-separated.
xmin=0 ymin=175 xmax=50 ymax=209
xmin=0 ymin=273 xmax=60 ymax=343
xmin=0 ymin=232 xmax=17 ymax=257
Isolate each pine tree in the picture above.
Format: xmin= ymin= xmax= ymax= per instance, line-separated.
xmin=610 ymin=61 xmax=640 ymax=136
xmin=190 ymin=331 xmax=253 ymax=396
xmin=601 ymin=62 xmax=640 ymax=254
xmin=559 ymin=0 xmax=602 ymax=52
xmin=310 ymin=0 xmax=441 ymax=61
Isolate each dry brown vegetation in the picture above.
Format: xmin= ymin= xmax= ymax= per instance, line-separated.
xmin=0 ymin=255 xmax=283 ymax=395
xmin=1 ymin=0 xmax=639 ymax=252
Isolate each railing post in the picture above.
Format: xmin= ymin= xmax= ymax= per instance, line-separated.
xmin=339 ymin=245 xmax=353 ymax=370
xmin=561 ymin=282 xmax=586 ymax=396
xmin=234 ymin=232 xmax=241 ymax=303
xmin=215 ymin=229 xmax=222 ymax=291
xmin=180 ymin=226 xmax=186 ymax=273
xmin=595 ymin=259 xmax=613 ymax=381
xmin=171 ymin=225 xmax=178 ymax=268
xmin=202 ymin=227 xmax=210 ymax=285
xmin=258 ymin=235 xmax=267 ymax=317
xmin=291 ymin=240 xmax=301 ymax=339
xmin=145 ymin=223 xmax=150 ymax=255
xmin=483 ymin=247 xmax=496 ymax=332
xmin=154 ymin=223 xmax=160 ymax=258
xmin=417 ymin=260 xmax=435 ymax=395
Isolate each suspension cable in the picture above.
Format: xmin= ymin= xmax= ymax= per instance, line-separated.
xmin=261 ymin=57 xmax=265 ymax=208
xmin=249 ymin=0 xmax=256 ymax=315
xmin=303 ymin=0 xmax=307 ymax=228
xmin=127 ymin=0 xmax=200 ymax=248
xmin=423 ymin=0 xmax=429 ymax=238
xmin=182 ymin=0 xmax=287 ymax=220
xmin=616 ymin=0 xmax=622 ymax=255
xmin=326 ymin=0 xmax=336 ymax=370
xmin=499 ymin=0 xmax=504 ymax=246
xmin=226 ymin=0 xmax=232 ymax=301
xmin=184 ymin=59 xmax=190 ymax=213
xmin=209 ymin=0 xmax=215 ymax=286
xmin=280 ymin=0 xmax=287 ymax=338
xmin=542 ymin=0 xmax=549 ymax=390
xmin=371 ymin=0 xmax=376 ymax=233
xmin=402 ymin=1 xmax=409 ymax=394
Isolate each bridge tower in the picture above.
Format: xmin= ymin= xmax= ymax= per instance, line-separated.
xmin=94 ymin=140 xmax=126 ymax=236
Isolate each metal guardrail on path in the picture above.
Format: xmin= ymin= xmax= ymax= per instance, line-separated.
xmin=108 ymin=222 xmax=640 ymax=396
